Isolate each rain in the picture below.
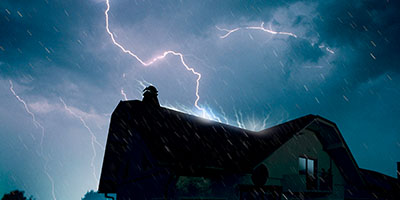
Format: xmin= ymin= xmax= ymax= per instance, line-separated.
xmin=0 ymin=0 xmax=399 ymax=199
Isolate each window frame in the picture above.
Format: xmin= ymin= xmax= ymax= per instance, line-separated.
xmin=298 ymin=156 xmax=317 ymax=176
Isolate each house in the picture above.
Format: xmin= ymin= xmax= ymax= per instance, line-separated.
xmin=98 ymin=93 xmax=400 ymax=199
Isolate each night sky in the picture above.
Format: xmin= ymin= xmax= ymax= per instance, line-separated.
xmin=1 ymin=0 xmax=399 ymax=199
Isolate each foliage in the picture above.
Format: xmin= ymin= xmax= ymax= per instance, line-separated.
xmin=81 ymin=190 xmax=107 ymax=200
xmin=176 ymin=176 xmax=211 ymax=195
xmin=1 ymin=190 xmax=34 ymax=200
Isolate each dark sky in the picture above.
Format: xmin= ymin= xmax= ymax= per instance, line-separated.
xmin=1 ymin=0 xmax=399 ymax=199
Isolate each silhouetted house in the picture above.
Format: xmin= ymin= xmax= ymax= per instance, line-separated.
xmin=99 ymin=98 xmax=400 ymax=199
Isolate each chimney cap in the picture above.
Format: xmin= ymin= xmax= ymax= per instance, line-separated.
xmin=143 ymin=85 xmax=158 ymax=95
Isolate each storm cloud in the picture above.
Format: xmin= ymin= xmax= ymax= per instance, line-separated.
xmin=0 ymin=0 xmax=399 ymax=199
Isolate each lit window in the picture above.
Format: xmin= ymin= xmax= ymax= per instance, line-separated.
xmin=307 ymin=159 xmax=314 ymax=175
xmin=299 ymin=157 xmax=316 ymax=176
xmin=299 ymin=157 xmax=307 ymax=175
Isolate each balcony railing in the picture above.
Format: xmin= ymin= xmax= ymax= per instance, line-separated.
xmin=282 ymin=172 xmax=333 ymax=193
xmin=317 ymin=172 xmax=333 ymax=192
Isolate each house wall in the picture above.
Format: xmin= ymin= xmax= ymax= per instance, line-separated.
xmin=170 ymin=129 xmax=347 ymax=200
xmin=256 ymin=129 xmax=346 ymax=200
xmin=114 ymin=129 xmax=173 ymax=200
xmin=117 ymin=125 xmax=349 ymax=200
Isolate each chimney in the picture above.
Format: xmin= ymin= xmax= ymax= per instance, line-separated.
xmin=142 ymin=85 xmax=160 ymax=107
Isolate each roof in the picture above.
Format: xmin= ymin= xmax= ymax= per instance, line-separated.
xmin=360 ymin=168 xmax=400 ymax=190
xmin=98 ymin=100 xmax=365 ymax=193
xmin=357 ymin=169 xmax=400 ymax=199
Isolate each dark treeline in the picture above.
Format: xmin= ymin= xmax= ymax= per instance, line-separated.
xmin=1 ymin=190 xmax=34 ymax=200
xmin=1 ymin=189 xmax=107 ymax=200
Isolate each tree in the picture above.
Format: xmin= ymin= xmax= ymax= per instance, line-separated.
xmin=1 ymin=190 xmax=34 ymax=200
xmin=81 ymin=190 xmax=107 ymax=200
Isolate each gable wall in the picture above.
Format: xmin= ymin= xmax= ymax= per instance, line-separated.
xmin=258 ymin=129 xmax=346 ymax=199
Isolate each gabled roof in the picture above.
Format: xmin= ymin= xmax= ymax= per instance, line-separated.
xmin=98 ymin=100 xmax=365 ymax=193
xmin=357 ymin=169 xmax=400 ymax=199
xmin=306 ymin=118 xmax=365 ymax=186
xmin=360 ymin=168 xmax=398 ymax=189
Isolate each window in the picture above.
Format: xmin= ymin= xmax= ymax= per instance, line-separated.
xmin=299 ymin=157 xmax=307 ymax=174
xmin=298 ymin=156 xmax=316 ymax=176
xmin=299 ymin=156 xmax=318 ymax=190
xmin=307 ymin=159 xmax=314 ymax=175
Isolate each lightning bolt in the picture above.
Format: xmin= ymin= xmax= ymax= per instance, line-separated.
xmin=238 ymin=110 xmax=245 ymax=128
xmin=207 ymin=107 xmax=222 ymax=123
xmin=217 ymin=105 xmax=229 ymax=124
xmin=59 ymin=97 xmax=103 ymax=184
xmin=105 ymin=0 xmax=205 ymax=116
xmin=120 ymin=88 xmax=128 ymax=100
xmin=217 ymin=22 xmax=298 ymax=39
xmin=246 ymin=22 xmax=298 ymax=38
xmin=9 ymin=80 xmax=57 ymax=200
xmin=137 ymin=79 xmax=154 ymax=88
xmin=233 ymin=107 xmax=245 ymax=129
xmin=136 ymin=80 xmax=147 ymax=91
xmin=44 ymin=157 xmax=57 ymax=200
xmin=9 ymin=80 xmax=44 ymax=145
xmin=261 ymin=113 xmax=271 ymax=130
xmin=104 ymin=1 xmax=300 ymax=131
xmin=215 ymin=26 xmax=240 ymax=39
